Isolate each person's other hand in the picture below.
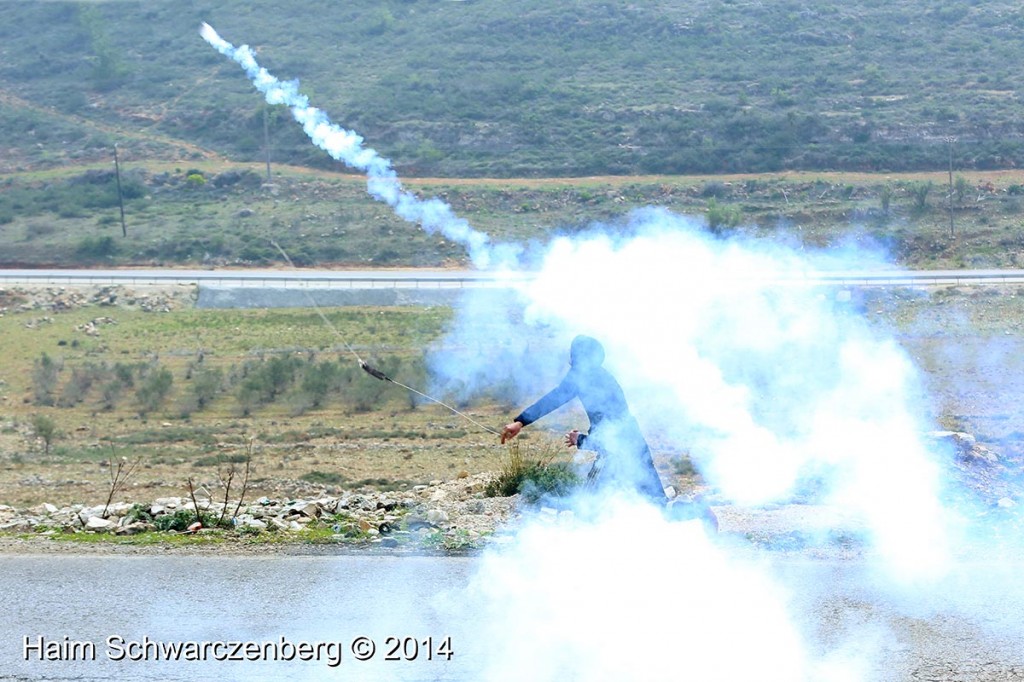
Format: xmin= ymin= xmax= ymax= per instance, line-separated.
xmin=564 ymin=429 xmax=580 ymax=448
xmin=501 ymin=421 xmax=523 ymax=444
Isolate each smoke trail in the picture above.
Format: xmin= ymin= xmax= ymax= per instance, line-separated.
xmin=199 ymin=23 xmax=516 ymax=269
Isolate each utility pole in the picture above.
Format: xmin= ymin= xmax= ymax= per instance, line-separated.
xmin=113 ymin=144 xmax=127 ymax=238
xmin=946 ymin=136 xmax=957 ymax=239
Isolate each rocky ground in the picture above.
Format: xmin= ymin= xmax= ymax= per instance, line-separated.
xmin=0 ymin=282 xmax=194 ymax=316
xmin=0 ymin=429 xmax=1018 ymax=558
xmin=0 ymin=471 xmax=527 ymax=553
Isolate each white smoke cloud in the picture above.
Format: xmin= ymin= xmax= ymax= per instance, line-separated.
xmin=503 ymin=209 xmax=955 ymax=582
xmin=200 ymin=26 xmax=1016 ymax=678
xmin=200 ymin=23 xmax=515 ymax=269
xmin=464 ymin=498 xmax=813 ymax=682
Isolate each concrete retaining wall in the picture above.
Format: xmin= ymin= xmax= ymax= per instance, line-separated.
xmin=196 ymin=285 xmax=475 ymax=309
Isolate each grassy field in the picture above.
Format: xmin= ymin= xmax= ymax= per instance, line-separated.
xmin=0 ymin=288 xmax=574 ymax=508
xmin=5 ymin=162 xmax=1024 ymax=270
xmin=0 ymin=284 xmax=1022 ymax=510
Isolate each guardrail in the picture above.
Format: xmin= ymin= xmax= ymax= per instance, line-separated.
xmin=2 ymin=271 xmax=1024 ymax=288
xmin=0 ymin=272 xmax=517 ymax=289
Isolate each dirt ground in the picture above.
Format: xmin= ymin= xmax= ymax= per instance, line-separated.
xmin=0 ymin=282 xmax=1021 ymax=515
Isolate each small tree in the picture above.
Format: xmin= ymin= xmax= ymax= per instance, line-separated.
xmin=879 ymin=184 xmax=894 ymax=214
xmin=954 ymin=175 xmax=971 ymax=203
xmin=30 ymin=414 xmax=59 ymax=455
xmin=137 ymin=366 xmax=173 ymax=415
xmin=911 ymin=181 xmax=933 ymax=212
xmin=31 ymin=353 xmax=61 ymax=406
xmin=190 ymin=367 xmax=223 ymax=411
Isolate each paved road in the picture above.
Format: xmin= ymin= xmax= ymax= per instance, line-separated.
xmin=0 ymin=268 xmax=523 ymax=289
xmin=3 ymin=267 xmax=1024 ymax=288
xmin=0 ymin=554 xmax=1021 ymax=681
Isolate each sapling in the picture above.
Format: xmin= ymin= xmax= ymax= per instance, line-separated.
xmin=101 ymin=448 xmax=141 ymax=519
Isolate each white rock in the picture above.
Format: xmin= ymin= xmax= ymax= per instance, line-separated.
xmin=154 ymin=497 xmax=180 ymax=508
xmin=426 ymin=509 xmax=449 ymax=525
xmin=0 ymin=520 xmax=30 ymax=531
xmin=663 ymin=486 xmax=677 ymax=500
xmin=289 ymin=502 xmax=320 ymax=518
xmin=85 ymin=516 xmax=114 ymax=531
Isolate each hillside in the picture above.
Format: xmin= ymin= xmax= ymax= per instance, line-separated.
xmin=2 ymin=0 xmax=1024 ymax=177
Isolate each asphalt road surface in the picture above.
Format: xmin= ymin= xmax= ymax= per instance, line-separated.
xmin=3 ymin=268 xmax=1024 ymax=288
xmin=0 ymin=553 xmax=1021 ymax=681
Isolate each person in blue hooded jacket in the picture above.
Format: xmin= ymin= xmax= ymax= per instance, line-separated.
xmin=500 ymin=335 xmax=667 ymax=505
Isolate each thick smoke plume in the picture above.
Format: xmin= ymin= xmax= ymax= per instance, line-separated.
xmin=202 ymin=27 xmax=1017 ymax=679
xmin=200 ymin=23 xmax=516 ymax=269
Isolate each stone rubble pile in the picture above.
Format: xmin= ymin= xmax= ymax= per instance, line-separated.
xmin=0 ymin=285 xmax=193 ymax=316
xmin=0 ymin=473 xmax=520 ymax=549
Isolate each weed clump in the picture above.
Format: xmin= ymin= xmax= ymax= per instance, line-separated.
xmin=153 ymin=508 xmax=230 ymax=532
xmin=485 ymin=441 xmax=579 ymax=502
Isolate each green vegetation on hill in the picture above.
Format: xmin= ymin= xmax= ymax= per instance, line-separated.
xmin=5 ymin=164 xmax=1024 ymax=269
xmin=2 ymin=0 xmax=1024 ymax=177
xmin=4 ymin=1 xmax=1024 ymax=270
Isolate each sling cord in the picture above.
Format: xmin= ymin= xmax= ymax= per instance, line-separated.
xmin=269 ymin=241 xmax=502 ymax=438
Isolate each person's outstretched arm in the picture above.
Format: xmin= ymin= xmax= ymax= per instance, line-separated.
xmin=501 ymin=375 xmax=577 ymax=442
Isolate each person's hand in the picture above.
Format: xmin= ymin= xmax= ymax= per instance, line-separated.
xmin=501 ymin=421 xmax=523 ymax=444
xmin=564 ymin=429 xmax=580 ymax=448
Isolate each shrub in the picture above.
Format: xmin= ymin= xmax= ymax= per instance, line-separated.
xmin=518 ymin=462 xmax=579 ymax=503
xmin=910 ymin=181 xmax=933 ymax=212
xmin=301 ymin=471 xmax=348 ymax=485
xmin=705 ymin=198 xmax=742 ymax=234
xmin=137 ymin=366 xmax=173 ymax=415
xmin=189 ymin=366 xmax=223 ymax=411
xmin=153 ymin=508 xmax=226 ymax=531
xmin=485 ymin=442 xmax=579 ymax=502
xmin=75 ymin=235 xmax=118 ymax=260
xmin=192 ymin=453 xmax=248 ymax=467
xmin=31 ymin=353 xmax=61 ymax=406
xmin=236 ymin=355 xmax=303 ymax=410
xmin=57 ymin=362 xmax=105 ymax=407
